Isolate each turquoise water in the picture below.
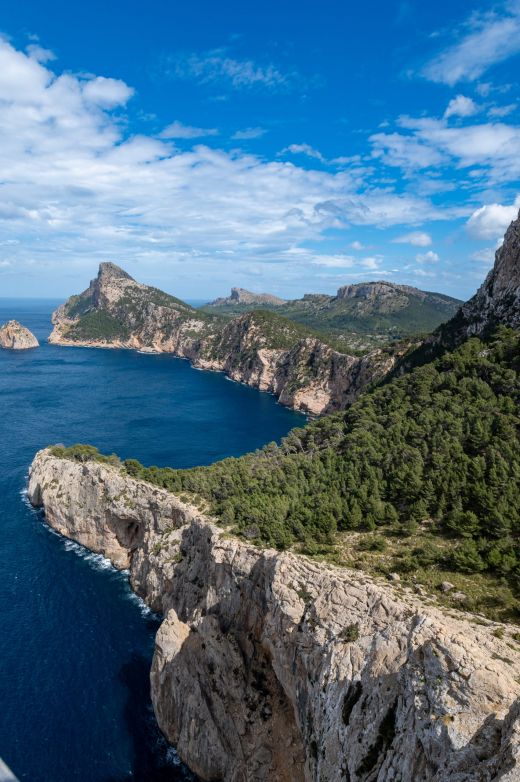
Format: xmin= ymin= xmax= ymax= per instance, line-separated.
xmin=0 ymin=299 xmax=304 ymax=781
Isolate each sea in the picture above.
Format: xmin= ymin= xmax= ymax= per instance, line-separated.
xmin=0 ymin=299 xmax=305 ymax=781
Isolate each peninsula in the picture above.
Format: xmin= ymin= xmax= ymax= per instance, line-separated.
xmin=30 ymin=212 xmax=520 ymax=780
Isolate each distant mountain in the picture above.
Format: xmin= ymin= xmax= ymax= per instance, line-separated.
xmin=207 ymin=287 xmax=286 ymax=307
xmin=49 ymin=263 xmax=405 ymax=415
xmin=203 ymin=280 xmax=462 ymax=352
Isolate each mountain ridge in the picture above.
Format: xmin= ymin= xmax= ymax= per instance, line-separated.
xmin=204 ymin=279 xmax=462 ymax=352
xmin=49 ymin=265 xmax=404 ymax=415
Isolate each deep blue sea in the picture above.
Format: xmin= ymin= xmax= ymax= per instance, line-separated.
xmin=0 ymin=299 xmax=304 ymax=782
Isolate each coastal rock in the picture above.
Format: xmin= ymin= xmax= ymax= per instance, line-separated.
xmin=28 ymin=449 xmax=520 ymax=782
xmin=48 ymin=263 xmax=403 ymax=415
xmin=0 ymin=320 xmax=39 ymax=350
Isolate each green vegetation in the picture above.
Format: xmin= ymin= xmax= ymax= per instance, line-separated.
xmin=51 ymin=327 xmax=520 ymax=621
xmin=203 ymin=285 xmax=462 ymax=353
xmin=67 ymin=310 xmax=130 ymax=341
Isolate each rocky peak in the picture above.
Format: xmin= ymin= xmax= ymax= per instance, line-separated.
xmin=459 ymin=209 xmax=520 ymax=335
xmin=0 ymin=320 xmax=39 ymax=350
xmin=208 ymin=288 xmax=285 ymax=307
xmin=97 ymin=262 xmax=135 ymax=283
xmin=89 ymin=262 xmax=140 ymax=308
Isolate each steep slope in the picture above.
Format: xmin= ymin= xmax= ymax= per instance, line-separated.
xmin=28 ymin=449 xmax=520 ymax=782
xmin=402 ymin=210 xmax=520 ymax=367
xmin=49 ymin=263 xmax=404 ymax=415
xmin=204 ymin=280 xmax=462 ymax=351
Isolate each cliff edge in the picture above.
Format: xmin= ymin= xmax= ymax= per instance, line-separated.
xmin=28 ymin=449 xmax=520 ymax=782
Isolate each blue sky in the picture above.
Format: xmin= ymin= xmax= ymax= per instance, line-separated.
xmin=0 ymin=0 xmax=519 ymax=300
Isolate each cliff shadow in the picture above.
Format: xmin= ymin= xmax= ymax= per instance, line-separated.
xmin=103 ymin=652 xmax=198 ymax=782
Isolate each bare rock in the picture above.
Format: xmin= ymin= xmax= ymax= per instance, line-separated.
xmin=27 ymin=449 xmax=520 ymax=782
xmin=440 ymin=582 xmax=455 ymax=593
xmin=0 ymin=320 xmax=39 ymax=350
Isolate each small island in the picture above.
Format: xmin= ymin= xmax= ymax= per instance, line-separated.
xmin=0 ymin=320 xmax=39 ymax=350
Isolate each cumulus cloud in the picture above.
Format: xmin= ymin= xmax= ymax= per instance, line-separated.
xmin=0 ymin=38 xmax=450 ymax=283
xmin=392 ymin=231 xmax=432 ymax=247
xmin=416 ymin=250 xmax=439 ymax=263
xmin=422 ymin=5 xmax=520 ymax=85
xmin=371 ymin=116 xmax=520 ymax=182
xmin=82 ymin=76 xmax=134 ymax=108
xmin=159 ymin=120 xmax=218 ymax=139
xmin=444 ymin=94 xmax=479 ymax=118
xmin=466 ymin=197 xmax=520 ymax=239
xmin=350 ymin=240 xmax=364 ymax=250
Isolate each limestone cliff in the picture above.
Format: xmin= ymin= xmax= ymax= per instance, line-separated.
xmin=28 ymin=449 xmax=520 ymax=782
xmin=207 ymin=287 xmax=286 ymax=307
xmin=0 ymin=320 xmax=39 ymax=350
xmin=48 ymin=263 xmax=402 ymax=415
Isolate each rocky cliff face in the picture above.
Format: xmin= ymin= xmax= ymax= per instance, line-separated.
xmin=208 ymin=287 xmax=286 ymax=307
xmin=28 ymin=449 xmax=520 ymax=782
xmin=48 ymin=263 xmax=401 ymax=415
xmin=0 ymin=320 xmax=39 ymax=350
xmin=457 ymin=211 xmax=520 ymax=336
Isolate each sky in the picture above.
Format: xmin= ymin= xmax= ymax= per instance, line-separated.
xmin=0 ymin=0 xmax=519 ymax=301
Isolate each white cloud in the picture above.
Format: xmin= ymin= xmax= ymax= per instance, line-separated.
xmin=488 ymin=103 xmax=517 ymax=117
xmin=350 ymin=240 xmax=364 ymax=250
xmin=232 ymin=127 xmax=267 ymax=140
xmin=371 ymin=116 xmax=520 ymax=182
xmin=416 ymin=250 xmax=439 ymax=263
xmin=0 ymin=38 xmax=453 ymax=287
xmin=466 ymin=197 xmax=520 ymax=239
xmin=444 ymin=94 xmax=479 ymax=118
xmin=159 ymin=120 xmax=219 ymax=139
xmin=471 ymin=247 xmax=496 ymax=262
xmin=393 ymin=231 xmax=432 ymax=247
xmin=26 ymin=44 xmax=56 ymax=63
xmin=310 ymin=254 xmax=355 ymax=268
xmin=83 ymin=76 xmax=134 ymax=108
xmin=280 ymin=143 xmax=326 ymax=162
xmin=422 ymin=6 xmax=520 ymax=85
xmin=165 ymin=50 xmax=296 ymax=91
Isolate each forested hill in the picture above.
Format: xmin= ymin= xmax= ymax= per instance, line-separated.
xmin=204 ymin=280 xmax=462 ymax=352
xmin=54 ymin=326 xmax=520 ymax=621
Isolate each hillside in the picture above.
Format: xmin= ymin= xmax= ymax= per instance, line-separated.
xmin=49 ymin=263 xmax=404 ymax=415
xmin=49 ymin=212 xmax=520 ymax=622
xmin=204 ymin=280 xmax=462 ymax=352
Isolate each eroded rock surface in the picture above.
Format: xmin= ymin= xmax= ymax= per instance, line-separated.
xmin=28 ymin=449 xmax=520 ymax=782
xmin=0 ymin=320 xmax=39 ymax=350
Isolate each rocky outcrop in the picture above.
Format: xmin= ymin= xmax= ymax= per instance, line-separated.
xmin=398 ymin=210 xmax=520 ymax=370
xmin=48 ymin=263 xmax=402 ymax=415
xmin=457 ymin=210 xmax=520 ymax=336
xmin=335 ymin=281 xmax=457 ymax=315
xmin=28 ymin=449 xmax=520 ymax=782
xmin=0 ymin=320 xmax=39 ymax=350
xmin=207 ymin=287 xmax=286 ymax=307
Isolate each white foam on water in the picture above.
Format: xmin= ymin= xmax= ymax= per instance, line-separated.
xmin=165 ymin=747 xmax=184 ymax=767
xmin=62 ymin=538 xmax=117 ymax=572
xmin=124 ymin=587 xmax=157 ymax=618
